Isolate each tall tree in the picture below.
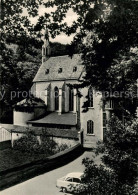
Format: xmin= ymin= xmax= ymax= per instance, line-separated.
xmin=1 ymin=0 xmax=138 ymax=192
xmin=42 ymin=0 xmax=138 ymax=115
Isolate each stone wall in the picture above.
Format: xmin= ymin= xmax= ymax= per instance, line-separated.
xmin=52 ymin=137 xmax=77 ymax=147
xmin=35 ymin=127 xmax=78 ymax=139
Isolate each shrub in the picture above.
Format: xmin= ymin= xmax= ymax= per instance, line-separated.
xmin=13 ymin=132 xmax=70 ymax=156
xmin=55 ymin=143 xmax=69 ymax=153
xmin=73 ymin=116 xmax=138 ymax=195
xmin=13 ymin=132 xmax=39 ymax=154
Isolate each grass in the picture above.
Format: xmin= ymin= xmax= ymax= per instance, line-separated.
xmin=0 ymin=148 xmax=53 ymax=172
xmin=0 ymin=133 xmax=75 ymax=172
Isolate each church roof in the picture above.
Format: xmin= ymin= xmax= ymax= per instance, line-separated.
xmin=28 ymin=112 xmax=76 ymax=126
xmin=33 ymin=54 xmax=84 ymax=82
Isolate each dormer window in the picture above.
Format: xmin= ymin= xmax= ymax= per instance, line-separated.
xmin=45 ymin=69 xmax=49 ymax=74
xmin=73 ymin=66 xmax=77 ymax=72
xmin=58 ymin=68 xmax=62 ymax=73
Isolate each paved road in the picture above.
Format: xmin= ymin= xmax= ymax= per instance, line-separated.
xmin=0 ymin=151 xmax=101 ymax=195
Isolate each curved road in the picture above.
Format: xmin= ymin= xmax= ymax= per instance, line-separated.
xmin=0 ymin=151 xmax=101 ymax=195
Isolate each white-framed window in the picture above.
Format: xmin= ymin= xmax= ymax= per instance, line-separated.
xmin=87 ymin=120 xmax=94 ymax=134
xmin=88 ymin=87 xmax=93 ymax=107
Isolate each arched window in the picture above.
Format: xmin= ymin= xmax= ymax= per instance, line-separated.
xmin=88 ymin=87 xmax=93 ymax=107
xmin=54 ymin=87 xmax=59 ymax=111
xmin=69 ymin=88 xmax=74 ymax=111
xmin=87 ymin=120 xmax=94 ymax=134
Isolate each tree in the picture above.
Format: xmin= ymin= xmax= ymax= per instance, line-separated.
xmin=40 ymin=2 xmax=138 ymax=192
xmin=0 ymin=0 xmax=38 ymax=122
xmin=2 ymin=1 xmax=137 ymax=114
xmin=1 ymin=0 xmax=138 ymax=192
xmin=41 ymin=0 xmax=138 ymax=115
xmin=0 ymin=38 xmax=42 ymax=122
xmin=73 ymin=116 xmax=138 ymax=195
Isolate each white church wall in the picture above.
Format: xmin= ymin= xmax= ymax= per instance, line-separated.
xmin=35 ymin=80 xmax=79 ymax=113
xmin=13 ymin=110 xmax=34 ymax=126
xmin=80 ymin=88 xmax=103 ymax=148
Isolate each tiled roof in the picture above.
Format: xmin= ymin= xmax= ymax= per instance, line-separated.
xmin=33 ymin=54 xmax=84 ymax=82
xmin=28 ymin=112 xmax=77 ymax=126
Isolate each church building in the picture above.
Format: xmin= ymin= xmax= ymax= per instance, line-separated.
xmin=13 ymin=30 xmax=113 ymax=148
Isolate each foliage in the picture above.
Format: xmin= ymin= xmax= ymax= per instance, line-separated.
xmin=13 ymin=132 xmax=69 ymax=155
xmin=1 ymin=0 xmax=138 ymax=84
xmin=13 ymin=132 xmax=39 ymax=154
xmin=96 ymin=116 xmax=138 ymax=186
xmin=56 ymin=143 xmax=69 ymax=153
xmin=74 ymin=160 xmax=136 ymax=195
xmin=1 ymin=1 xmax=138 ymax=193
xmin=1 ymin=0 xmax=137 ymax=119
xmin=43 ymin=0 xmax=138 ymax=115
xmin=0 ymin=41 xmax=40 ymax=122
xmin=73 ymin=116 xmax=138 ymax=194
xmin=1 ymin=35 xmax=71 ymax=123
xmin=13 ymin=132 xmax=55 ymax=155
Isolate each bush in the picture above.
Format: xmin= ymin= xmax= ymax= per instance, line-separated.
xmin=13 ymin=132 xmax=70 ymax=156
xmin=55 ymin=143 xmax=69 ymax=153
xmin=73 ymin=116 xmax=138 ymax=195
xmin=13 ymin=133 xmax=39 ymax=154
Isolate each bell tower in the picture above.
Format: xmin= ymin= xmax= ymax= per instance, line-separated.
xmin=42 ymin=28 xmax=51 ymax=64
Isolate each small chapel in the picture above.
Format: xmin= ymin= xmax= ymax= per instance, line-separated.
xmin=13 ymin=29 xmax=114 ymax=148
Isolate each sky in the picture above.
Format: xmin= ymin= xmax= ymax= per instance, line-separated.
xmin=24 ymin=5 xmax=78 ymax=44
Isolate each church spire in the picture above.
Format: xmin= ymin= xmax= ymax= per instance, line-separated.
xmin=44 ymin=28 xmax=49 ymax=40
xmin=42 ymin=27 xmax=51 ymax=64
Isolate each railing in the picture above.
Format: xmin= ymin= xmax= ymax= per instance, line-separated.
xmin=0 ymin=127 xmax=11 ymax=142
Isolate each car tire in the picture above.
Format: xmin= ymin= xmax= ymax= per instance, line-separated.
xmin=62 ymin=187 xmax=67 ymax=193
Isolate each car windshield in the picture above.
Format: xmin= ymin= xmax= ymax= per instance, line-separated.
xmin=66 ymin=177 xmax=72 ymax=182
xmin=73 ymin=178 xmax=81 ymax=183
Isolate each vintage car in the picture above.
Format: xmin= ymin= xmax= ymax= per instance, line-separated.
xmin=56 ymin=172 xmax=84 ymax=193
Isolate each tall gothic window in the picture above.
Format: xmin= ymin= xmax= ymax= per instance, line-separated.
xmin=88 ymin=87 xmax=93 ymax=107
xmin=69 ymin=88 xmax=74 ymax=111
xmin=87 ymin=120 xmax=94 ymax=134
xmin=55 ymin=87 xmax=59 ymax=111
